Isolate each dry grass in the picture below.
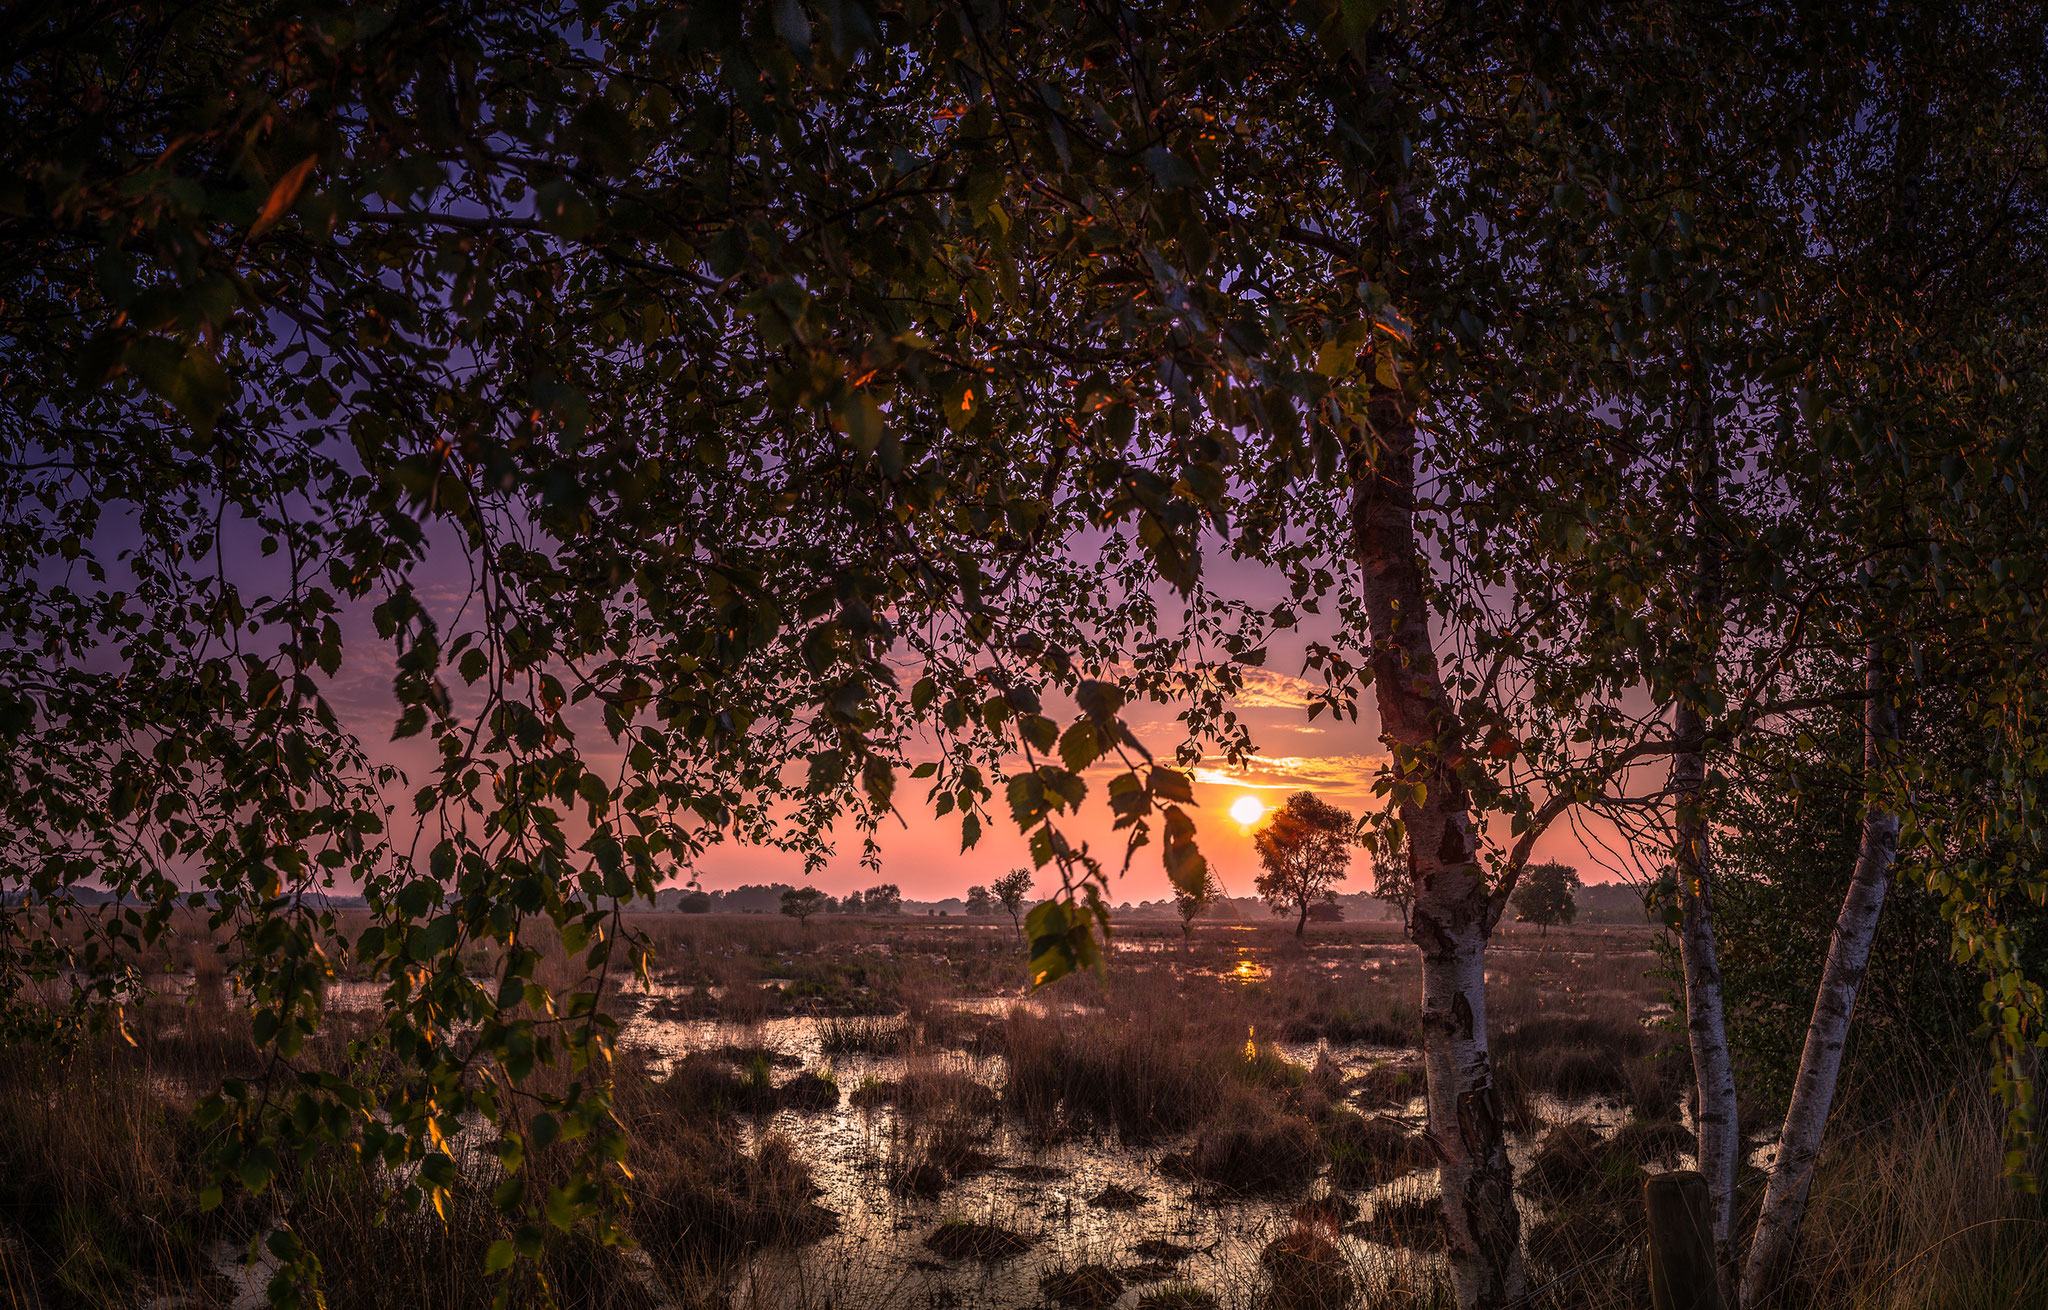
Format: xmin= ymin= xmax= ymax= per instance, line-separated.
xmin=0 ymin=913 xmax=2032 ymax=1310
xmin=1786 ymin=1072 xmax=2048 ymax=1310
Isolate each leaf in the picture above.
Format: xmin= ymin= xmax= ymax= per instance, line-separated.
xmin=1761 ymin=355 xmax=1807 ymax=384
xmin=536 ymin=179 xmax=597 ymax=239
xmin=1059 ymin=719 xmax=1102 ymax=773
xmin=1021 ymin=713 xmax=1059 ymax=753
xmin=250 ymin=155 xmax=319 ymax=237
xmin=1149 ymin=767 xmax=1195 ymax=803
xmin=485 ymin=1239 xmax=516 ymax=1274
xmin=1026 ymin=898 xmax=1102 ymax=988
xmin=1007 ymin=772 xmax=1049 ymax=829
xmin=1162 ymin=805 xmax=1207 ymax=896
xmin=1075 ymin=680 xmax=1125 ymax=721
xmin=806 ymin=749 xmax=845 ymax=792
xmin=863 ymin=755 xmax=895 ymax=811
xmin=1142 ymin=146 xmax=1199 ymax=191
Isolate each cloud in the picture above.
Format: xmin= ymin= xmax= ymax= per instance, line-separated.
xmin=1193 ymin=753 xmax=1390 ymax=795
xmin=1228 ymin=668 xmax=1328 ymax=710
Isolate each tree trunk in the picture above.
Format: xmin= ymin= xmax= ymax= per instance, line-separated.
xmin=1672 ymin=357 xmax=1740 ymax=1280
xmin=1673 ymin=700 xmax=1740 ymax=1275
xmin=1737 ymin=649 xmax=1900 ymax=1307
xmin=1349 ymin=394 xmax=1524 ymax=1308
xmin=1295 ymin=903 xmax=1308 ymax=937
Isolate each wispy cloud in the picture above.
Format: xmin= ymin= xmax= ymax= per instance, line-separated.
xmin=1193 ymin=753 xmax=1389 ymax=795
xmin=1228 ymin=668 xmax=1329 ymax=710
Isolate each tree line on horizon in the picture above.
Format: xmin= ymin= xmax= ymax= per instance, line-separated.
xmin=5 ymin=2 xmax=2046 ymax=1306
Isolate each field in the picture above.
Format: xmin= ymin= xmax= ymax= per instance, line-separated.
xmin=0 ymin=912 xmax=2040 ymax=1309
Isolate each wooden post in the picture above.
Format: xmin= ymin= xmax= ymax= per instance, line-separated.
xmin=1646 ymin=1170 xmax=1724 ymax=1310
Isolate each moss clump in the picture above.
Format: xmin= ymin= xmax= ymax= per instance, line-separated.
xmin=782 ymin=1068 xmax=840 ymax=1111
xmin=635 ymin=1129 xmax=835 ymax=1264
xmin=1321 ymin=1110 xmax=1432 ymax=1190
xmin=924 ymin=1218 xmax=1034 ymax=1262
xmin=1518 ymin=1122 xmax=1644 ymax=1206
xmin=1041 ymin=1264 xmax=1126 ymax=1307
xmin=1261 ymin=1223 xmax=1356 ymax=1310
xmin=1189 ymin=1095 xmax=1324 ymax=1192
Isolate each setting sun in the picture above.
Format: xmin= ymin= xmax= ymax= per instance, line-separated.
xmin=1229 ymin=794 xmax=1266 ymax=826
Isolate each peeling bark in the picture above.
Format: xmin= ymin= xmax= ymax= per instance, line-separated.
xmin=1738 ymin=649 xmax=1900 ymax=1307
xmin=1673 ymin=702 xmax=1740 ymax=1274
xmin=1348 ymin=395 xmax=1524 ymax=1309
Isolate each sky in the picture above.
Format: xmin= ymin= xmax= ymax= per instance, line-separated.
xmin=77 ymin=492 xmax=1642 ymax=907
xmin=312 ymin=531 xmax=1628 ymax=906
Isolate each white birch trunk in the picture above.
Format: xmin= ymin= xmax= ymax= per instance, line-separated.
xmin=1672 ymin=704 xmax=1741 ymax=1277
xmin=1738 ymin=650 xmax=1900 ymax=1307
xmin=1349 ymin=395 xmax=1524 ymax=1308
xmin=1413 ymin=862 xmax=1523 ymax=1309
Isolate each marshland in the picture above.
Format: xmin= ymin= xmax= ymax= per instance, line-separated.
xmin=4 ymin=911 xmax=2039 ymax=1309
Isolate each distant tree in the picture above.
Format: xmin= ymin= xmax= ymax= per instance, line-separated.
xmin=1370 ymin=859 xmax=1414 ymax=933
xmin=716 ymin=883 xmax=799 ymax=914
xmin=965 ymin=885 xmax=995 ymax=917
xmin=992 ymin=868 xmax=1034 ymax=939
xmin=1173 ymin=868 xmax=1221 ymax=945
xmin=839 ymin=889 xmax=865 ymax=915
xmin=1510 ymin=863 xmax=1581 ymax=936
xmin=863 ymin=884 xmax=902 ymax=916
xmin=675 ymin=890 xmax=712 ymax=914
xmin=780 ymin=886 xmax=828 ymax=926
xmin=1253 ymin=792 xmax=1356 ymax=938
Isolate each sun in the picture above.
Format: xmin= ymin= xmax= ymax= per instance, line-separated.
xmin=1229 ymin=794 xmax=1266 ymax=827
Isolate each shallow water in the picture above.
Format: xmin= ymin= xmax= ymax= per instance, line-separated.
xmin=611 ymin=993 xmax=1648 ymax=1310
xmin=137 ymin=927 xmax=1674 ymax=1309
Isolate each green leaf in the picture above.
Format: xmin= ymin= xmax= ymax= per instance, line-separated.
xmin=1007 ymin=772 xmax=1049 ymax=829
xmin=1162 ymin=804 xmax=1207 ymax=897
xmin=1076 ymin=680 xmax=1125 ymax=721
xmin=485 ymin=1239 xmax=516 ymax=1274
xmin=1149 ymin=768 xmax=1195 ymax=804
xmin=1026 ymin=898 xmax=1102 ymax=988
xmin=1059 ymin=719 xmax=1102 ymax=774
xmin=807 ymin=750 xmax=846 ymax=792
xmin=1021 ymin=714 xmax=1059 ymax=753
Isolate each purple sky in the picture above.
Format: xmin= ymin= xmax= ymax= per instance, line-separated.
xmin=302 ymin=524 xmax=1636 ymax=905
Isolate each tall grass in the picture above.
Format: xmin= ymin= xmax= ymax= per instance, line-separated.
xmin=0 ymin=915 xmax=2035 ymax=1310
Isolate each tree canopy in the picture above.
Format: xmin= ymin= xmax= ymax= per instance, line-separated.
xmin=779 ymin=887 xmax=829 ymax=925
xmin=5 ymin=2 xmax=2046 ymax=1306
xmin=1509 ymin=863 xmax=1580 ymax=934
xmin=1252 ymin=792 xmax=1355 ymax=937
